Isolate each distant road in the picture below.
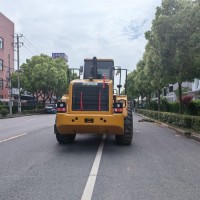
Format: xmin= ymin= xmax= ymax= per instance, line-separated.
xmin=0 ymin=113 xmax=200 ymax=200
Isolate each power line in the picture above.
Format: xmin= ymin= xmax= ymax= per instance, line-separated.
xmin=22 ymin=35 xmax=40 ymax=54
xmin=22 ymin=42 xmax=38 ymax=56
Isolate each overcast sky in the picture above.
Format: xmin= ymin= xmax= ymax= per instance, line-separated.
xmin=1 ymin=0 xmax=161 ymax=72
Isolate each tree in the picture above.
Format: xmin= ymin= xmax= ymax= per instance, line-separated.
xmin=149 ymin=0 xmax=200 ymax=113
xmin=127 ymin=71 xmax=138 ymax=100
xmin=144 ymin=41 xmax=168 ymax=111
xmin=54 ymin=58 xmax=68 ymax=99
xmin=134 ymin=58 xmax=153 ymax=108
xmin=12 ymin=54 xmax=68 ymax=105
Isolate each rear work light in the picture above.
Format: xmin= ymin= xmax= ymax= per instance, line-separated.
xmin=57 ymin=102 xmax=66 ymax=113
xmin=113 ymin=102 xmax=123 ymax=113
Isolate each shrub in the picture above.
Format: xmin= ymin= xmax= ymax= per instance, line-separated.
xmin=149 ymin=100 xmax=158 ymax=111
xmin=169 ymin=102 xmax=179 ymax=113
xmin=161 ymin=98 xmax=170 ymax=112
xmin=137 ymin=109 xmax=199 ymax=133
xmin=182 ymin=96 xmax=193 ymax=105
xmin=191 ymin=117 xmax=200 ymax=131
xmin=1 ymin=108 xmax=8 ymax=117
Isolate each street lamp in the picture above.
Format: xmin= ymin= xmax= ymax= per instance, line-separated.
xmin=114 ymin=67 xmax=128 ymax=95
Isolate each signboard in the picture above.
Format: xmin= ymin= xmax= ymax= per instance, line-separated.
xmin=52 ymin=53 xmax=68 ymax=62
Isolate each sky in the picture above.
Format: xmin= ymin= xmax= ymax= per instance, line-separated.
xmin=0 ymin=0 xmax=161 ymax=76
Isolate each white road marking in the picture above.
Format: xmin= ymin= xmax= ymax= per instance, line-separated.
xmin=0 ymin=133 xmax=28 ymax=143
xmin=81 ymin=134 xmax=106 ymax=200
xmin=25 ymin=119 xmax=37 ymax=122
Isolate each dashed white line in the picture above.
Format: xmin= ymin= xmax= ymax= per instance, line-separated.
xmin=0 ymin=133 xmax=29 ymax=143
xmin=81 ymin=134 xmax=106 ymax=200
xmin=25 ymin=119 xmax=37 ymax=122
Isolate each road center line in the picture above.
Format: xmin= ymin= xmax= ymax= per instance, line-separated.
xmin=81 ymin=134 xmax=106 ymax=200
xmin=0 ymin=133 xmax=29 ymax=143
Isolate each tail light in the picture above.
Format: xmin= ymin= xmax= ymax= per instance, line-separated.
xmin=113 ymin=102 xmax=123 ymax=113
xmin=57 ymin=102 xmax=66 ymax=113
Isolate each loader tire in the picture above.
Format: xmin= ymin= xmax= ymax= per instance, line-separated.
xmin=115 ymin=107 xmax=133 ymax=145
xmin=56 ymin=133 xmax=76 ymax=144
xmin=55 ymin=126 xmax=76 ymax=144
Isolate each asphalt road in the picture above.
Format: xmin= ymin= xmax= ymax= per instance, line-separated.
xmin=0 ymin=113 xmax=200 ymax=200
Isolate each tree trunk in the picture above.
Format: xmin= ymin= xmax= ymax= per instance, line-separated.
xmin=178 ymin=82 xmax=182 ymax=114
xmin=148 ymin=93 xmax=151 ymax=109
xmin=158 ymin=89 xmax=161 ymax=112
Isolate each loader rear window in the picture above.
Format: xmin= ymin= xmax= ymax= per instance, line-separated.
xmin=72 ymin=83 xmax=109 ymax=111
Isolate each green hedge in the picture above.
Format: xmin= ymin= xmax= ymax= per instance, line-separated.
xmin=22 ymin=109 xmax=44 ymax=114
xmin=147 ymin=99 xmax=200 ymax=116
xmin=12 ymin=105 xmax=45 ymax=114
xmin=137 ymin=109 xmax=200 ymax=133
xmin=0 ymin=104 xmax=44 ymax=116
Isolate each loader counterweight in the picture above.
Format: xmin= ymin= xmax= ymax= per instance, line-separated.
xmin=56 ymin=113 xmax=124 ymax=135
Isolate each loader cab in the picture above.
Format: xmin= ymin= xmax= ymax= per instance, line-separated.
xmin=83 ymin=57 xmax=114 ymax=82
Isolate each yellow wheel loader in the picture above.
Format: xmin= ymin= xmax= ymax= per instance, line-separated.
xmin=54 ymin=57 xmax=133 ymax=145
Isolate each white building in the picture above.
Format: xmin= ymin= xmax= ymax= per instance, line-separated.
xmin=152 ymin=80 xmax=200 ymax=102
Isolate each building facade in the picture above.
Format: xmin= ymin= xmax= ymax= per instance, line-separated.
xmin=151 ymin=80 xmax=200 ymax=102
xmin=0 ymin=12 xmax=14 ymax=101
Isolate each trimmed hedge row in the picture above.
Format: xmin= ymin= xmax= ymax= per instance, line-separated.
xmin=12 ymin=105 xmax=44 ymax=114
xmin=146 ymin=99 xmax=200 ymax=115
xmin=137 ymin=109 xmax=200 ymax=132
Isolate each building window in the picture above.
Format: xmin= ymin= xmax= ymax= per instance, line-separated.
xmin=163 ymin=88 xmax=167 ymax=96
xmin=169 ymin=85 xmax=173 ymax=93
xmin=0 ymin=37 xmax=3 ymax=49
xmin=0 ymin=79 xmax=3 ymax=90
xmin=0 ymin=59 xmax=3 ymax=71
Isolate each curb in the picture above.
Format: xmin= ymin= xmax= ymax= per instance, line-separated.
xmin=159 ymin=122 xmax=200 ymax=142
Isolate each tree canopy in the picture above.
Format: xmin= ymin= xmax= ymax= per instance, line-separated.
xmin=127 ymin=0 xmax=200 ymax=113
xmin=12 ymin=54 xmax=68 ymax=104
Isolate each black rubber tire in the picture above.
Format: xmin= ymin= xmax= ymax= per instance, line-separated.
xmin=55 ymin=126 xmax=76 ymax=144
xmin=56 ymin=132 xmax=76 ymax=144
xmin=115 ymin=107 xmax=133 ymax=145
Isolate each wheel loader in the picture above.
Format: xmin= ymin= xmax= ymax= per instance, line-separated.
xmin=54 ymin=57 xmax=133 ymax=145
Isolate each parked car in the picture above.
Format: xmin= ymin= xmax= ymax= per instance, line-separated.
xmin=44 ymin=104 xmax=57 ymax=114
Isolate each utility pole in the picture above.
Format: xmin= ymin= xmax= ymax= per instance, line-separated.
xmin=16 ymin=34 xmax=23 ymax=114
xmin=8 ymin=54 xmax=12 ymax=115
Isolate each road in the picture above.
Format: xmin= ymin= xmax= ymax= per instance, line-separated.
xmin=0 ymin=113 xmax=200 ymax=200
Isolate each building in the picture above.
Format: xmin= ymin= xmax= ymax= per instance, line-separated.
xmin=191 ymin=79 xmax=200 ymax=100
xmin=0 ymin=12 xmax=14 ymax=101
xmin=152 ymin=80 xmax=200 ymax=102
xmin=52 ymin=53 xmax=68 ymax=63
